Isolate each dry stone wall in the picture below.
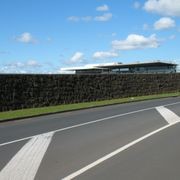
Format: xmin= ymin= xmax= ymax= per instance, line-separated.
xmin=0 ymin=74 xmax=180 ymax=112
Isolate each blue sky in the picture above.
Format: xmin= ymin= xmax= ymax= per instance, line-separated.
xmin=0 ymin=0 xmax=180 ymax=73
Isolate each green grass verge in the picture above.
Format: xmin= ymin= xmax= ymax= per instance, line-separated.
xmin=0 ymin=92 xmax=179 ymax=122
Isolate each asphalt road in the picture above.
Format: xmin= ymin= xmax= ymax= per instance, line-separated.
xmin=0 ymin=97 xmax=180 ymax=180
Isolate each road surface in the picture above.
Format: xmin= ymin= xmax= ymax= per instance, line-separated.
xmin=0 ymin=97 xmax=180 ymax=180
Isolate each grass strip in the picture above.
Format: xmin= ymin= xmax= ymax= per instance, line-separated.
xmin=0 ymin=92 xmax=179 ymax=122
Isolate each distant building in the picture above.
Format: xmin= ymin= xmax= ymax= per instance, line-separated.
xmin=61 ymin=61 xmax=177 ymax=75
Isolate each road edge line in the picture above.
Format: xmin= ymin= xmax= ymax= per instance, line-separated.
xmin=0 ymin=101 xmax=180 ymax=147
xmin=62 ymin=122 xmax=178 ymax=180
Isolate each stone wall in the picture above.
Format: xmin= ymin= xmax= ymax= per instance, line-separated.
xmin=0 ymin=74 xmax=180 ymax=112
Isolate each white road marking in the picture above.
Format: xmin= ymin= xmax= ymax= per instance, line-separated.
xmin=0 ymin=101 xmax=180 ymax=147
xmin=62 ymin=121 xmax=179 ymax=180
xmin=156 ymin=106 xmax=180 ymax=124
xmin=0 ymin=132 xmax=54 ymax=180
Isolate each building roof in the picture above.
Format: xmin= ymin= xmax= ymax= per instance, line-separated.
xmin=61 ymin=62 xmax=120 ymax=71
xmin=61 ymin=61 xmax=177 ymax=72
xmin=97 ymin=61 xmax=177 ymax=69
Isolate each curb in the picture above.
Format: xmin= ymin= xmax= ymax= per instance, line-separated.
xmin=0 ymin=95 xmax=179 ymax=123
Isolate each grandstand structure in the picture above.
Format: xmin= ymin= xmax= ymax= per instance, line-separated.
xmin=61 ymin=61 xmax=177 ymax=75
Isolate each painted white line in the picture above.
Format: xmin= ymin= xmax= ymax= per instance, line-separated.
xmin=0 ymin=136 xmax=37 ymax=147
xmin=164 ymin=101 xmax=180 ymax=107
xmin=62 ymin=122 xmax=179 ymax=180
xmin=156 ymin=106 xmax=180 ymax=124
xmin=0 ymin=132 xmax=54 ymax=180
xmin=0 ymin=107 xmax=155 ymax=147
xmin=0 ymin=101 xmax=180 ymax=147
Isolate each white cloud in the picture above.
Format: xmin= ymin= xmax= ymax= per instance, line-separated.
xmin=95 ymin=13 xmax=112 ymax=21
xmin=134 ymin=1 xmax=141 ymax=9
xmin=67 ymin=5 xmax=112 ymax=23
xmin=7 ymin=62 xmax=24 ymax=68
xmin=96 ymin=4 xmax=109 ymax=11
xmin=68 ymin=16 xmax=93 ymax=22
xmin=70 ymin=52 xmax=84 ymax=63
xmin=6 ymin=60 xmax=41 ymax=68
xmin=26 ymin=60 xmax=41 ymax=67
xmin=144 ymin=0 xmax=180 ymax=16
xmin=0 ymin=65 xmax=28 ymax=74
xmin=0 ymin=60 xmax=38 ymax=74
xmin=0 ymin=59 xmax=57 ymax=74
xmin=16 ymin=32 xmax=37 ymax=44
xmin=67 ymin=16 xmax=80 ymax=22
xmin=112 ymin=34 xmax=160 ymax=50
xmin=93 ymin=51 xmax=119 ymax=59
xmin=68 ymin=14 xmax=112 ymax=22
xmin=154 ymin=17 xmax=176 ymax=30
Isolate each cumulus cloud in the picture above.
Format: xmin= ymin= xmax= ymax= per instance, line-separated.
xmin=93 ymin=51 xmax=119 ymax=59
xmin=26 ymin=60 xmax=41 ymax=67
xmin=96 ymin=4 xmax=109 ymax=11
xmin=6 ymin=60 xmax=41 ymax=68
xmin=0 ymin=66 xmax=27 ymax=74
xmin=69 ymin=13 xmax=112 ymax=23
xmin=95 ymin=13 xmax=112 ymax=21
xmin=67 ymin=5 xmax=112 ymax=23
xmin=15 ymin=32 xmax=37 ymax=44
xmin=68 ymin=16 xmax=93 ymax=22
xmin=70 ymin=52 xmax=84 ymax=63
xmin=144 ymin=0 xmax=180 ymax=16
xmin=0 ymin=60 xmax=43 ymax=74
xmin=154 ymin=17 xmax=176 ymax=30
xmin=112 ymin=34 xmax=160 ymax=50
xmin=6 ymin=62 xmax=24 ymax=68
